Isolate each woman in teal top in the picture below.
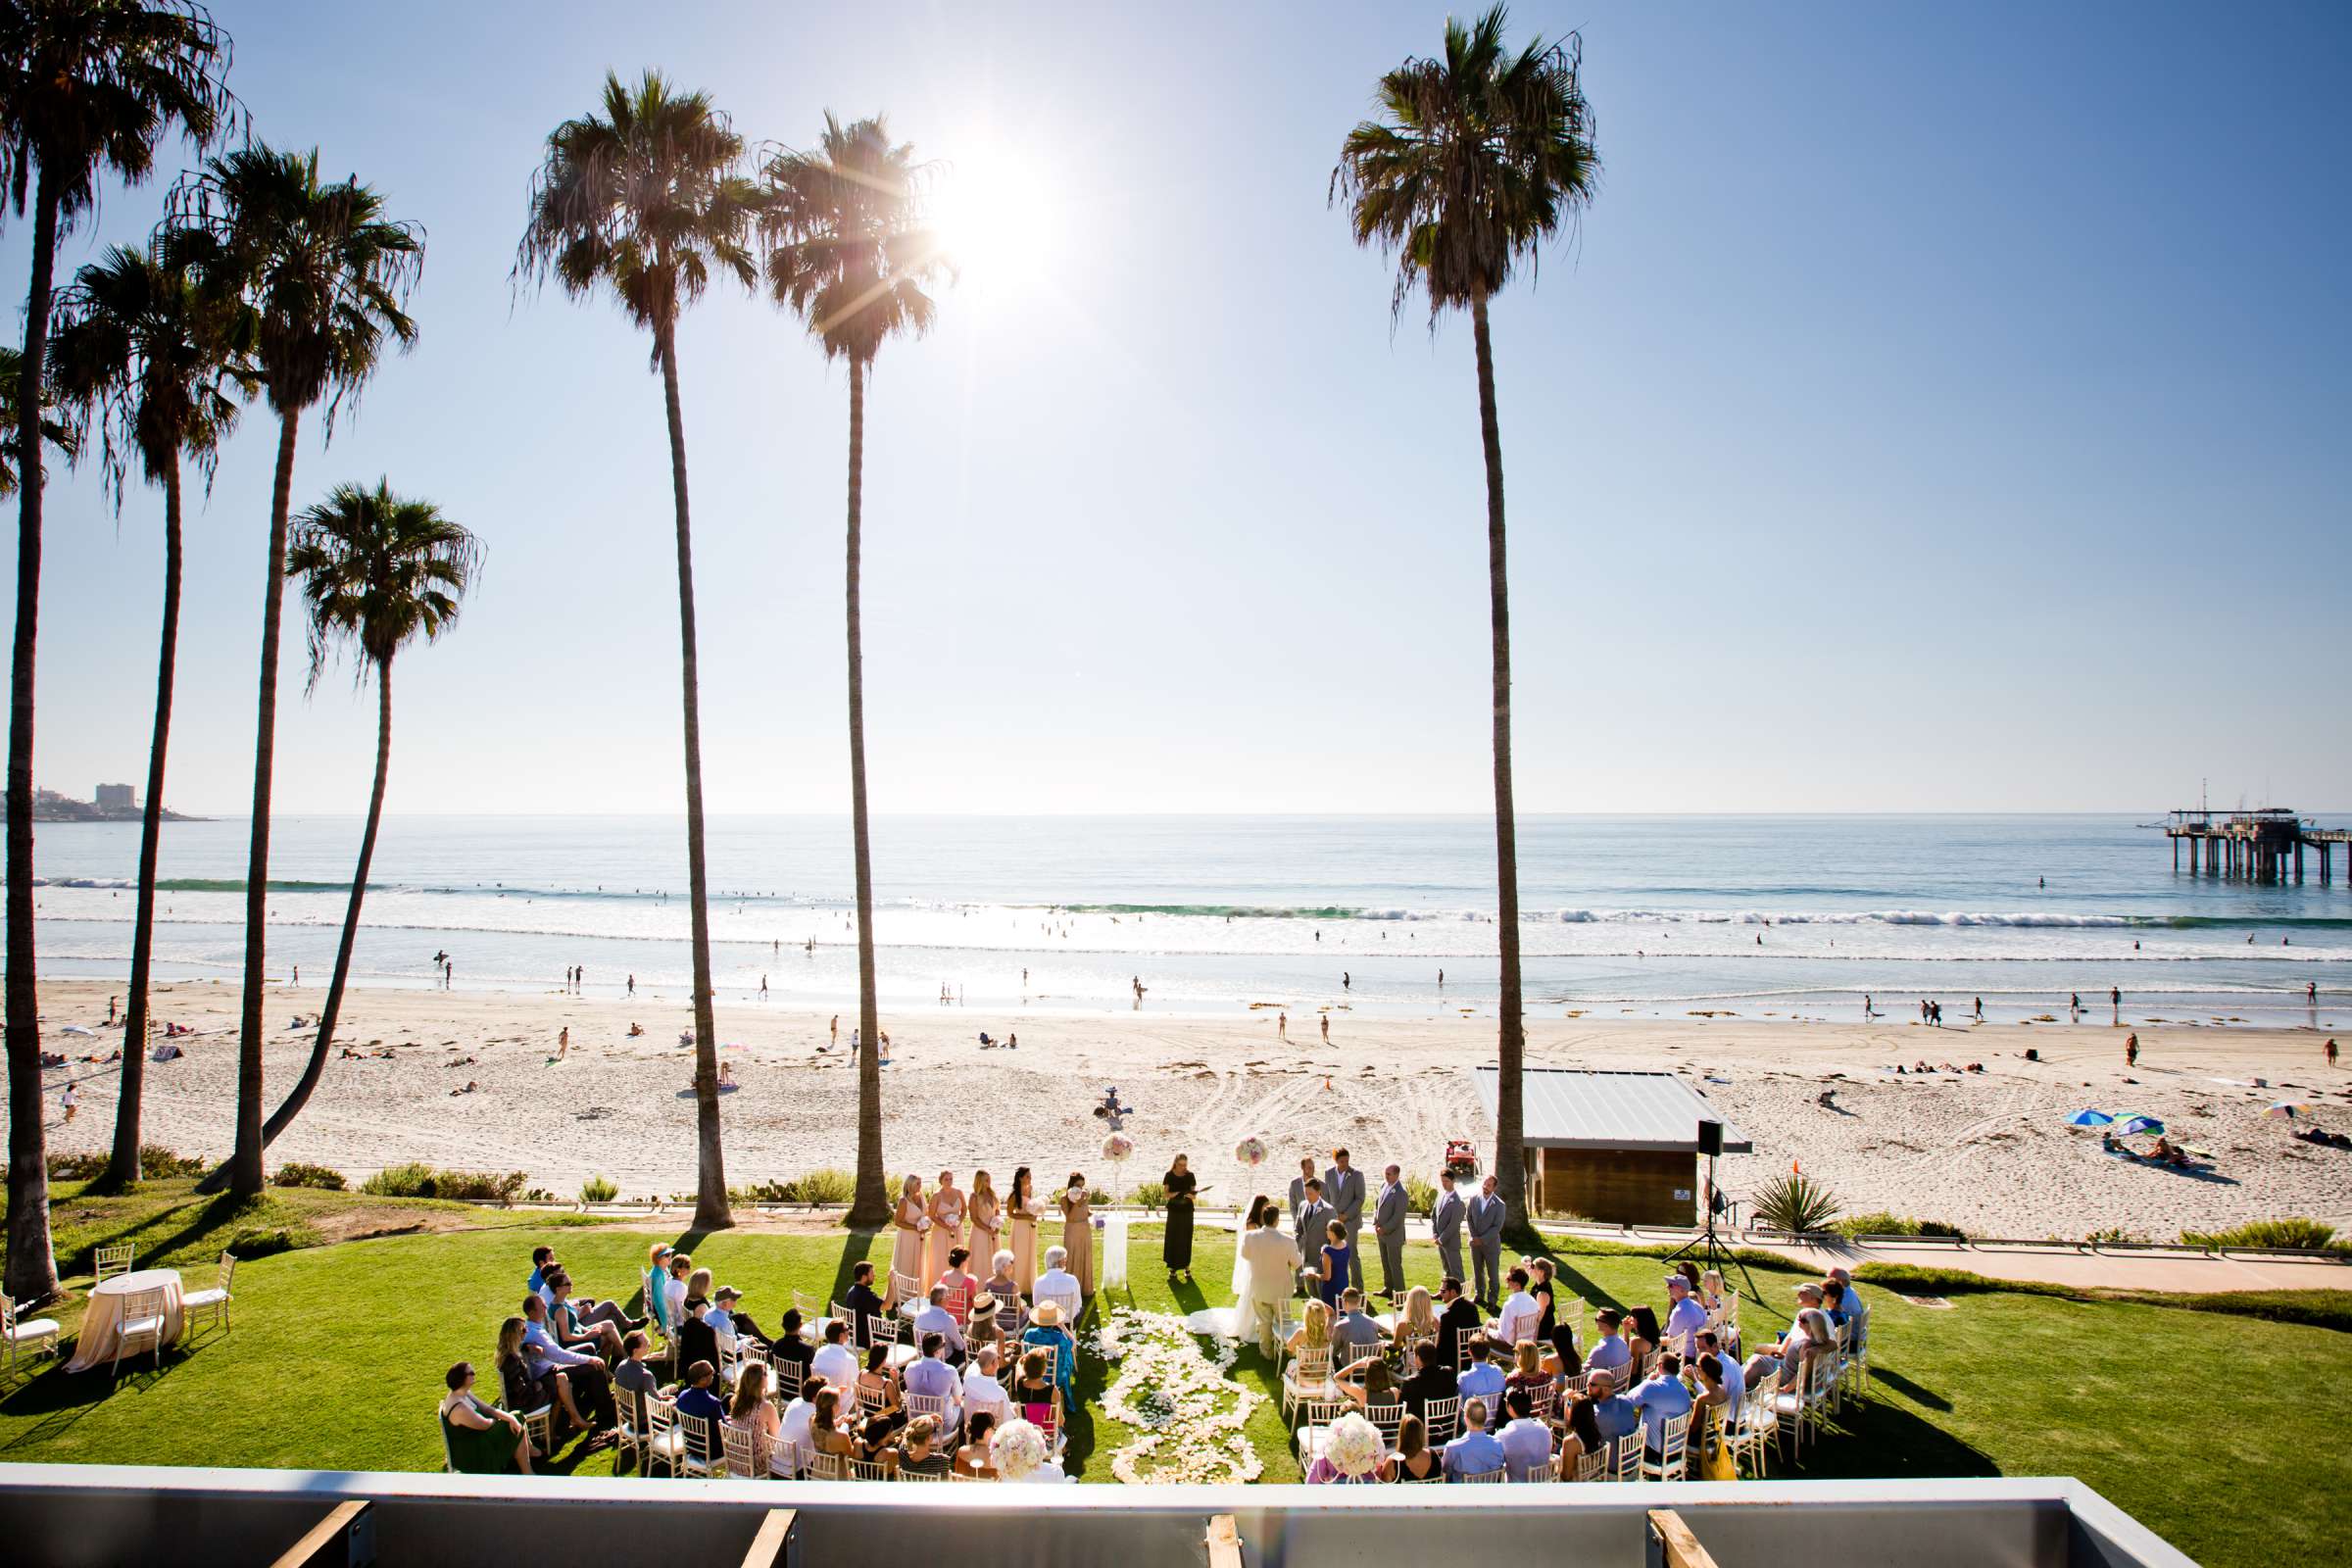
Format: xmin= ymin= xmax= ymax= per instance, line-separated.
xmin=644 ymin=1244 xmax=674 ymax=1337
xmin=440 ymin=1361 xmax=532 ymax=1474
xmin=1022 ymin=1300 xmax=1077 ymax=1400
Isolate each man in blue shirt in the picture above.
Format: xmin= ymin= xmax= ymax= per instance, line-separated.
xmin=1632 ymin=1353 xmax=1695 ymax=1455
xmin=1585 ymin=1308 xmax=1633 ymax=1377
xmin=1494 ymin=1388 xmax=1554 ymax=1481
xmin=1456 ymin=1337 xmax=1505 ymax=1419
xmin=1442 ymin=1397 xmax=1506 ymax=1479
xmin=1587 ymin=1368 xmax=1640 ymax=1446
xmin=674 ymin=1359 xmax=727 ymax=1462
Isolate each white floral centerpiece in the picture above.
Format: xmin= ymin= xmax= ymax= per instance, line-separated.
xmin=991 ymin=1418 xmax=1052 ymax=1480
xmin=1323 ymin=1411 xmax=1383 ymax=1481
xmin=1235 ymin=1136 xmax=1266 ymax=1168
xmin=1100 ymin=1308 xmax=1264 ymax=1485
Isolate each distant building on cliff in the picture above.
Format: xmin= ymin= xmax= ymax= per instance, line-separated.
xmin=95 ymin=783 xmax=135 ymax=811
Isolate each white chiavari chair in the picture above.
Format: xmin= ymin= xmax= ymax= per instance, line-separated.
xmin=1421 ymin=1396 xmax=1461 ymax=1446
xmin=1 ymin=1294 xmax=60 ymax=1379
xmin=674 ymin=1410 xmax=720 ymax=1478
xmin=180 ymin=1252 xmax=236 ymax=1338
xmin=94 ymin=1244 xmax=133 ymax=1283
xmin=111 ymin=1286 xmax=167 ymax=1378
xmin=1280 ymin=1344 xmax=1335 ymax=1421
xmin=720 ymin=1418 xmax=766 ymax=1479
xmin=1641 ymin=1410 xmax=1692 ymax=1482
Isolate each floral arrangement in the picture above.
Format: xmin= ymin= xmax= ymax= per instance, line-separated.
xmin=1102 ymin=1132 xmax=1134 ymax=1161
xmin=1323 ymin=1411 xmax=1383 ymax=1479
xmin=1098 ymin=1308 xmax=1264 ymax=1485
xmin=1235 ymin=1136 xmax=1266 ymax=1167
xmin=990 ymin=1418 xmax=1051 ymax=1480
xmin=916 ymin=1215 xmax=933 ymax=1234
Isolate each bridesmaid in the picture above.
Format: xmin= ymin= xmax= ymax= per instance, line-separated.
xmin=967 ymin=1170 xmax=1002 ymax=1281
xmin=1007 ymin=1166 xmax=1039 ymax=1291
xmin=1161 ymin=1153 xmax=1198 ymax=1281
xmin=928 ymin=1169 xmax=965 ymax=1285
xmin=1057 ymin=1171 xmax=1095 ymax=1297
xmin=889 ymin=1173 xmax=928 ymax=1307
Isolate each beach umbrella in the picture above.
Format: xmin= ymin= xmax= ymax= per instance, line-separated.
xmin=2116 ymin=1115 xmax=2164 ymax=1137
xmin=2066 ymin=1109 xmax=2113 ymax=1127
xmin=2263 ymin=1102 xmax=2313 ymax=1120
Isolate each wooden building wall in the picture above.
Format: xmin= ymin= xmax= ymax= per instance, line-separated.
xmin=1535 ymin=1147 xmax=1698 ymax=1227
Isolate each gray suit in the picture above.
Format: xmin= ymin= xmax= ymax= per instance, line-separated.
xmin=1372 ymin=1180 xmax=1409 ymax=1298
xmin=1324 ymin=1164 xmax=1367 ymax=1291
xmin=1431 ymin=1185 xmax=1467 ymax=1285
xmin=1297 ymin=1198 xmax=1338 ymax=1292
xmin=1288 ymin=1175 xmax=1312 ymax=1236
xmin=1466 ymin=1193 xmax=1506 ymax=1305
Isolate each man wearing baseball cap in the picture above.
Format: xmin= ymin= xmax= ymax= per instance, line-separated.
xmin=1663 ymin=1272 xmax=1709 ymax=1360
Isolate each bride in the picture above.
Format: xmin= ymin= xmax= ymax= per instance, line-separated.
xmin=1183 ymin=1196 xmax=1267 ymax=1338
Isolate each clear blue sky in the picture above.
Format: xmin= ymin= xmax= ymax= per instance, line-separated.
xmin=5 ymin=0 xmax=2346 ymax=815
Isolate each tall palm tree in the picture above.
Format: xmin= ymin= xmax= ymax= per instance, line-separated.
xmin=516 ymin=71 xmax=757 ymax=1233
xmin=0 ymin=346 xmax=76 ymax=497
xmin=1333 ymin=4 xmax=1596 ymax=1221
xmin=0 ymin=0 xmax=233 ymax=1301
xmin=265 ymin=480 xmax=475 ymax=1145
xmin=172 ymin=144 xmax=421 ymax=1198
xmin=47 ymin=231 xmax=251 ymax=1192
xmin=759 ymin=115 xmax=948 ymax=1229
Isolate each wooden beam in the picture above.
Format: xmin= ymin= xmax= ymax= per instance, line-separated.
xmin=741 ymin=1508 xmax=799 ymax=1568
xmin=1206 ymin=1513 xmax=1245 ymax=1568
xmin=267 ymin=1500 xmax=373 ymax=1568
xmin=1646 ymin=1508 xmax=1721 ymax=1568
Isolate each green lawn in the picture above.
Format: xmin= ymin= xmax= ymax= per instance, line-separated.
xmin=5 ymin=1188 xmax=2346 ymax=1568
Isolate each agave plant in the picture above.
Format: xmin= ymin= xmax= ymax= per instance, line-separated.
xmin=1749 ymin=1172 xmax=1842 ymax=1234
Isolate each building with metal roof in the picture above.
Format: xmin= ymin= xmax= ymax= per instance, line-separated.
xmin=1473 ymin=1066 xmax=1751 ymax=1226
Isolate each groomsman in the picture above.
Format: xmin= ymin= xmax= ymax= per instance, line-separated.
xmin=1288 ymin=1156 xmax=1317 ymax=1236
xmin=1296 ymin=1179 xmax=1337 ymax=1293
xmin=1467 ymin=1174 xmax=1507 ymax=1309
xmin=1324 ymin=1148 xmax=1367 ymax=1292
xmin=1373 ymin=1163 xmax=1409 ymax=1300
xmin=1432 ymin=1169 xmax=1468 ymax=1286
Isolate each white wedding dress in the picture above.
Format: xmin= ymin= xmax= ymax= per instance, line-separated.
xmin=1183 ymin=1230 xmax=1253 ymax=1339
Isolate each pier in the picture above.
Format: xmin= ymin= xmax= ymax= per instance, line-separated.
xmin=2165 ymin=807 xmax=2349 ymax=884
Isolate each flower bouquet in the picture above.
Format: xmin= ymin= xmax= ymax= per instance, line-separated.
xmin=991 ymin=1418 xmax=1051 ymax=1480
xmin=1235 ymin=1136 xmax=1266 ymax=1168
xmin=1102 ymin=1132 xmax=1134 ymax=1162
xmin=1324 ymin=1411 xmax=1383 ymax=1480
xmin=916 ymin=1215 xmax=934 ymax=1234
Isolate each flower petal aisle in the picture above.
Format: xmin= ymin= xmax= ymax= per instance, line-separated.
xmin=1092 ymin=1308 xmax=1265 ymax=1485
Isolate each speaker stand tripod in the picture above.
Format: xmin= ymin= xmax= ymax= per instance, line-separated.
xmin=1661 ymin=1152 xmax=1777 ymax=1327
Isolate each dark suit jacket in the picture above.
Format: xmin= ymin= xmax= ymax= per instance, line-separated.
xmin=844 ymin=1284 xmax=886 ymax=1348
xmin=1401 ymin=1364 xmax=1458 ymax=1420
xmin=1439 ymin=1297 xmax=1483 ymax=1370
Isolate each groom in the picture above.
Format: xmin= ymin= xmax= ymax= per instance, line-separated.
xmin=1238 ymin=1200 xmax=1302 ymax=1358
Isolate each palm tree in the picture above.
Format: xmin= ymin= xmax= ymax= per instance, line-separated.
xmin=515 ymin=72 xmax=758 ymax=1232
xmin=265 ymin=480 xmax=476 ymax=1145
xmin=171 ymin=144 xmax=421 ymax=1198
xmin=47 ymin=231 xmax=252 ymax=1192
xmin=0 ymin=0 xmax=234 ymax=1301
xmin=0 ymin=346 xmax=76 ymax=497
xmin=759 ymin=115 xmax=948 ymax=1229
xmin=1332 ymin=4 xmax=1596 ymax=1221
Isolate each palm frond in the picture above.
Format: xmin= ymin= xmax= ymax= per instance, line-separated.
xmin=285 ymin=477 xmax=480 ymax=692
xmin=755 ymin=112 xmax=950 ymax=368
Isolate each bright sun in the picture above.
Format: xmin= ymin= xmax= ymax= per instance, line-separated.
xmin=929 ymin=140 xmax=1060 ymax=295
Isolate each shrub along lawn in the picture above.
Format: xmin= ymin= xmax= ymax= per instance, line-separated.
xmin=3 ymin=1192 xmax=2344 ymax=1567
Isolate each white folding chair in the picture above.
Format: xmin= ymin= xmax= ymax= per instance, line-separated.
xmin=896 ymin=1467 xmax=947 ymax=1482
xmin=1292 ymin=1395 xmax=1346 ymax=1461
xmin=1573 ymin=1444 xmax=1609 ymax=1482
xmin=1454 ymin=1326 xmax=1485 ymax=1366
xmin=890 ymin=1271 xmax=922 ymax=1311
xmin=1731 ymin=1383 xmax=1777 ymax=1478
xmin=772 ymin=1355 xmax=804 ymax=1402
xmin=1529 ymin=1380 xmax=1560 ymax=1426
xmin=1365 ymin=1399 xmax=1404 ymax=1451
xmin=1280 ymin=1344 xmax=1334 ymax=1421
xmin=1455 ymin=1465 xmax=1506 ymax=1484
xmin=849 ymin=1456 xmax=893 ymax=1482
xmin=179 ymin=1251 xmax=236 ymax=1340
xmin=720 ymin=1418 xmax=765 ymax=1479
xmin=906 ymin=1392 xmax=959 ymax=1444
xmin=1608 ymin=1429 xmax=1645 ymax=1483
xmin=1641 ymin=1410 xmax=1692 ymax=1482
xmin=1421 ymin=1396 xmax=1460 ymax=1446
xmin=674 ymin=1410 xmax=719 ymax=1479
xmin=111 ymin=1287 xmax=167 ymax=1378
xmin=94 ymin=1244 xmax=133 ymax=1283
xmin=943 ymin=1283 xmax=974 ymax=1325
xmin=1520 ymin=1460 xmax=1560 ymax=1484
xmin=808 ymin=1449 xmax=851 ymax=1481
xmin=2 ymin=1294 xmax=60 ymax=1379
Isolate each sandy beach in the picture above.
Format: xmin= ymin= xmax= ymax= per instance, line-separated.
xmin=30 ymin=978 xmax=2352 ymax=1241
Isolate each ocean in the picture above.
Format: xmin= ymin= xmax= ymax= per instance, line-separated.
xmin=23 ymin=813 xmax=2351 ymax=1026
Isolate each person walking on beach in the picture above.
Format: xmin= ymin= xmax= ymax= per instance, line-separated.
xmin=1277 ymin=1011 xmax=1288 ymax=1042
xmin=1320 ymin=1014 xmax=1330 ymax=1043
xmin=1438 ymin=968 xmax=1445 ymax=988
xmin=2327 ymin=1038 xmax=2338 ymax=1067
xmin=1975 ymin=997 xmax=1983 ymax=1021
xmin=2110 ymin=985 xmax=2121 ymax=1013
xmin=556 ymin=1027 xmax=569 ymax=1061
xmin=1343 ymin=971 xmax=1350 ymax=991
xmin=627 ymin=974 xmax=635 ymax=997
xmin=107 ymin=995 xmax=117 ymax=1024
xmin=830 ymin=1015 xmax=839 ymax=1049
xmin=61 ymin=1082 xmax=76 ymax=1123
xmin=2125 ymin=1033 xmax=2138 ymax=1069
xmin=760 ymin=975 xmax=768 ymax=1000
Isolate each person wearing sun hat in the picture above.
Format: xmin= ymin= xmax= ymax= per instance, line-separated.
xmin=1021 ymin=1298 xmax=1076 ymax=1401
xmin=704 ymin=1285 xmax=770 ymax=1355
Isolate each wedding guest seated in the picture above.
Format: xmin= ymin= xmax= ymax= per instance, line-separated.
xmin=809 ymin=1388 xmax=857 ymax=1469
xmin=811 ymin=1319 xmax=860 ymax=1392
xmin=520 ymin=1297 xmax=615 ymax=1439
xmin=1437 ymin=1276 xmax=1481 ymax=1370
xmin=1284 ymin=1298 xmax=1335 ymax=1362
xmin=530 ymin=1247 xmax=639 ymax=1335
xmin=1456 ymin=1337 xmax=1506 ymax=1416
xmin=1625 ymin=1305 xmax=1662 ymax=1372
xmin=1332 ymin=1288 xmax=1385 ymax=1362
xmin=1495 ymin=1267 xmax=1541 ymax=1345
xmin=545 ymin=1270 xmax=623 ymax=1360
xmin=1032 ymin=1247 xmax=1082 ymax=1326
xmin=1505 ymin=1339 xmax=1555 ymax=1406
xmin=777 ymin=1374 xmax=824 ymax=1477
xmin=1821 ymin=1277 xmax=1850 ymax=1327
xmin=857 ymin=1343 xmax=905 ymax=1431
xmin=965 ymin=1295 xmax=1005 ymax=1363
xmin=662 ymin=1252 xmax=693 ymax=1337
xmin=1585 ymin=1308 xmax=1632 ymax=1378
xmin=1826 ymin=1266 xmax=1865 ymax=1350
xmin=728 ymin=1360 xmax=781 ymax=1475
xmin=1495 ymin=1387 xmax=1553 ymax=1481
xmin=1746 ymin=1288 xmax=1827 ymax=1390
xmin=1399 ymin=1340 xmax=1456 ymax=1422
xmin=496 ymin=1316 xmax=558 ymax=1440
xmin=642 ymin=1244 xmax=676 ymax=1340
xmin=961 ymin=1345 xmax=1010 ymax=1429
xmin=1696 ymin=1331 xmax=1742 ymax=1427
xmin=1388 ymin=1413 xmax=1440 ymax=1482
xmin=903 ymin=1330 xmax=962 ymax=1415
xmin=1021 ymin=1300 xmax=1076 ymax=1402
xmin=704 ymin=1284 xmax=769 ymax=1350
xmin=1632 ymin=1352 xmax=1693 ymax=1455
xmin=955 ymin=1410 xmax=1000 ymax=1478
xmin=895 ymin=1412 xmax=953 ymax=1477
xmin=1331 ymin=1352 xmax=1401 ymax=1415
xmin=442 ymin=1360 xmax=533 ymax=1474
xmin=771 ymin=1308 xmax=814 ymax=1384
xmin=1392 ymin=1285 xmax=1440 ymax=1352
xmin=674 ymin=1359 xmax=726 ymax=1463
xmin=674 ymin=1269 xmax=719 ymax=1372
xmin=1556 ymin=1392 xmax=1605 ymax=1480
xmin=984 ymin=1250 xmax=1023 ymax=1306
xmin=842 ymin=1261 xmax=886 ymax=1348
xmin=1012 ymin=1348 xmax=1057 ymax=1428
xmin=613 ymin=1330 xmax=661 ymax=1437
xmin=1585 ymin=1368 xmax=1638 ymax=1447
xmin=938 ymin=1248 xmax=978 ymax=1314
xmin=1664 ymin=1272 xmax=1708 ymax=1358
xmin=1691 ymin=1352 xmax=1737 ymax=1463
xmin=1699 ymin=1269 xmax=1740 ymax=1353
xmin=1442 ymin=1397 xmax=1506 ymax=1479
xmin=912 ymin=1286 xmax=968 ymax=1364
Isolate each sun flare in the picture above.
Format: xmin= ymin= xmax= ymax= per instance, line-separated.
xmin=928 ymin=139 xmax=1060 ymax=293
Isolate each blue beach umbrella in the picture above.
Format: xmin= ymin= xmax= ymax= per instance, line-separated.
xmin=2066 ymin=1109 xmax=2113 ymax=1127
xmin=2116 ymin=1115 xmax=2165 ymax=1137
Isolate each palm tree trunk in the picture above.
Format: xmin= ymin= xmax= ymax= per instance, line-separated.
xmin=106 ymin=454 xmax=186 ymax=1191
xmin=659 ymin=318 xmax=730 ymax=1233
xmin=1471 ymin=291 xmax=1527 ymax=1222
xmin=4 ymin=172 xmax=62 ymax=1305
xmin=258 ymin=656 xmax=390 ymax=1146
xmin=217 ymin=407 xmax=300 ymax=1199
xmin=845 ymin=354 xmax=888 ymax=1230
